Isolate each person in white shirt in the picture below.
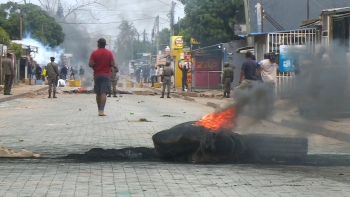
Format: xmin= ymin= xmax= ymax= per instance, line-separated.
xmin=57 ymin=78 xmax=66 ymax=87
xmin=179 ymin=59 xmax=192 ymax=91
xmin=158 ymin=65 xmax=163 ymax=83
xmin=257 ymin=53 xmax=279 ymax=84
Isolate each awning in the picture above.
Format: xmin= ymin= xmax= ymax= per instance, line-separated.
xmin=235 ymin=46 xmax=254 ymax=53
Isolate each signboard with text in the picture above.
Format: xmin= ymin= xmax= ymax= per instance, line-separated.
xmin=194 ymin=57 xmax=221 ymax=87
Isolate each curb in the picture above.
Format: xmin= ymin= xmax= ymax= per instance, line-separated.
xmin=0 ymin=86 xmax=49 ymax=104
xmin=121 ymin=77 xmax=191 ymax=101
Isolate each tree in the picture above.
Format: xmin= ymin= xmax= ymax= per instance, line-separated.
xmin=158 ymin=28 xmax=170 ymax=50
xmin=39 ymin=0 xmax=104 ymax=21
xmin=56 ymin=0 xmax=64 ymax=19
xmin=179 ymin=0 xmax=243 ymax=46
xmin=0 ymin=27 xmax=11 ymax=46
xmin=0 ymin=2 xmax=65 ymax=47
xmin=114 ymin=21 xmax=138 ymax=63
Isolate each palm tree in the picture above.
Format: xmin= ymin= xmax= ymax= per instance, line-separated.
xmin=116 ymin=20 xmax=138 ymax=59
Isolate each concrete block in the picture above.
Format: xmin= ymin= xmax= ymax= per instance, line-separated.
xmin=179 ymin=92 xmax=198 ymax=97
xmin=126 ymin=82 xmax=132 ymax=88
xmin=135 ymin=83 xmax=142 ymax=88
xmin=117 ymin=83 xmax=123 ymax=87
xmin=154 ymin=83 xmax=161 ymax=88
xmin=206 ymin=102 xmax=220 ymax=108
xmin=22 ymin=78 xmax=29 ymax=83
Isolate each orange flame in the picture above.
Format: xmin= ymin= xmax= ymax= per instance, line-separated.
xmin=194 ymin=106 xmax=237 ymax=132
xmin=77 ymin=86 xmax=87 ymax=93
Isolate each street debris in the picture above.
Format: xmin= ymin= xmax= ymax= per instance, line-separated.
xmin=128 ymin=118 xmax=152 ymax=122
xmin=18 ymin=138 xmax=23 ymax=142
xmin=0 ymin=145 xmax=41 ymax=158
xmin=161 ymin=115 xmax=174 ymax=117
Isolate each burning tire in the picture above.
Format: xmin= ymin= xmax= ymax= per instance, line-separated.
xmin=152 ymin=121 xmax=245 ymax=163
xmin=240 ymin=134 xmax=308 ymax=161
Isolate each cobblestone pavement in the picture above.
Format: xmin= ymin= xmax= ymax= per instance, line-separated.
xmin=1 ymin=91 xmax=350 ymax=196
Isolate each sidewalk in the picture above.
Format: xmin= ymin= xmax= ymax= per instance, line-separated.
xmin=0 ymin=83 xmax=48 ymax=103
xmin=120 ymin=75 xmax=350 ymax=143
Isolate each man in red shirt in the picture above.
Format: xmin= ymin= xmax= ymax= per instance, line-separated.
xmin=89 ymin=38 xmax=115 ymax=116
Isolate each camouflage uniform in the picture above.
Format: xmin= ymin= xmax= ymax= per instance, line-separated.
xmin=161 ymin=62 xmax=174 ymax=98
xmin=2 ymin=57 xmax=14 ymax=95
xmin=108 ymin=65 xmax=119 ymax=97
xmin=46 ymin=58 xmax=59 ymax=98
xmin=222 ymin=62 xmax=234 ymax=98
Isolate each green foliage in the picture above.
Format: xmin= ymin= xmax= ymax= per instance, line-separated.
xmin=0 ymin=27 xmax=11 ymax=46
xmin=0 ymin=2 xmax=65 ymax=47
xmin=9 ymin=42 xmax=22 ymax=58
xmin=158 ymin=28 xmax=170 ymax=50
xmin=179 ymin=0 xmax=243 ymax=46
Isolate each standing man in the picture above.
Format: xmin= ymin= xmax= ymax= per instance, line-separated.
xmin=236 ymin=51 xmax=260 ymax=89
xmin=108 ymin=64 xmax=119 ymax=98
xmin=2 ymin=53 xmax=14 ymax=95
xmin=160 ymin=61 xmax=174 ymax=98
xmin=150 ymin=66 xmax=157 ymax=87
xmin=28 ymin=59 xmax=33 ymax=85
xmin=61 ymin=64 xmax=68 ymax=80
xmin=35 ymin=64 xmax=42 ymax=81
xmin=89 ymin=38 xmax=115 ymax=116
xmin=179 ymin=59 xmax=191 ymax=91
xmin=46 ymin=57 xmax=59 ymax=98
xmin=222 ymin=62 xmax=234 ymax=98
xmin=79 ymin=66 xmax=85 ymax=80
xmin=70 ymin=66 xmax=76 ymax=80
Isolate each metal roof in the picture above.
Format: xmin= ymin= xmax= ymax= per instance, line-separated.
xmin=244 ymin=27 xmax=318 ymax=37
xmin=321 ymin=7 xmax=350 ymax=14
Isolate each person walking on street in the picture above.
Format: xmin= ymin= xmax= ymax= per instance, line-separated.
xmin=160 ymin=61 xmax=174 ymax=98
xmin=61 ymin=65 xmax=68 ymax=80
xmin=46 ymin=57 xmax=59 ymax=98
xmin=79 ymin=66 xmax=85 ymax=80
xmin=222 ymin=62 xmax=234 ymax=98
xmin=70 ymin=67 xmax=76 ymax=80
xmin=179 ymin=59 xmax=191 ymax=91
xmin=236 ymin=51 xmax=260 ymax=89
xmin=108 ymin=64 xmax=119 ymax=98
xmin=2 ymin=53 xmax=14 ymax=95
xmin=36 ymin=64 xmax=42 ymax=81
xmin=89 ymin=38 xmax=115 ymax=116
xmin=150 ymin=66 xmax=157 ymax=87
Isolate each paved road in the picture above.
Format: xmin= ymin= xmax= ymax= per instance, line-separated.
xmin=1 ymin=91 xmax=350 ymax=196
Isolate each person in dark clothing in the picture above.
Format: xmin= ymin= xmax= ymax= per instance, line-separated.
xmin=135 ymin=67 xmax=141 ymax=83
xmin=79 ymin=66 xmax=85 ymax=80
xmin=236 ymin=51 xmax=260 ymax=89
xmin=35 ymin=65 xmax=42 ymax=80
xmin=61 ymin=65 xmax=68 ymax=80
xmin=70 ymin=67 xmax=76 ymax=80
xmin=179 ymin=59 xmax=191 ymax=91
xmin=143 ymin=65 xmax=150 ymax=83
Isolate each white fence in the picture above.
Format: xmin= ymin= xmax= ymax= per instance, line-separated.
xmin=276 ymin=72 xmax=295 ymax=97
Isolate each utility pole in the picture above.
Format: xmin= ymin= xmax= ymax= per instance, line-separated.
xmin=243 ymin=0 xmax=252 ymax=46
xmin=307 ymin=0 xmax=310 ymax=19
xmin=170 ymin=1 xmax=176 ymax=47
xmin=143 ymin=29 xmax=146 ymax=43
xmin=156 ymin=15 xmax=160 ymax=54
xmin=42 ymin=24 xmax=44 ymax=36
xmin=20 ymin=9 xmax=23 ymax=40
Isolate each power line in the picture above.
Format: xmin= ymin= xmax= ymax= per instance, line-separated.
xmin=58 ymin=17 xmax=155 ymax=25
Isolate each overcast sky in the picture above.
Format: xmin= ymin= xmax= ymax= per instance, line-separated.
xmin=1 ymin=0 xmax=185 ymax=45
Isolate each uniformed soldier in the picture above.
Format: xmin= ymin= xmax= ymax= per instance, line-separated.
xmin=108 ymin=64 xmax=119 ymax=98
xmin=222 ymin=62 xmax=234 ymax=98
xmin=161 ymin=61 xmax=174 ymax=98
xmin=46 ymin=57 xmax=59 ymax=98
xmin=2 ymin=53 xmax=14 ymax=95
